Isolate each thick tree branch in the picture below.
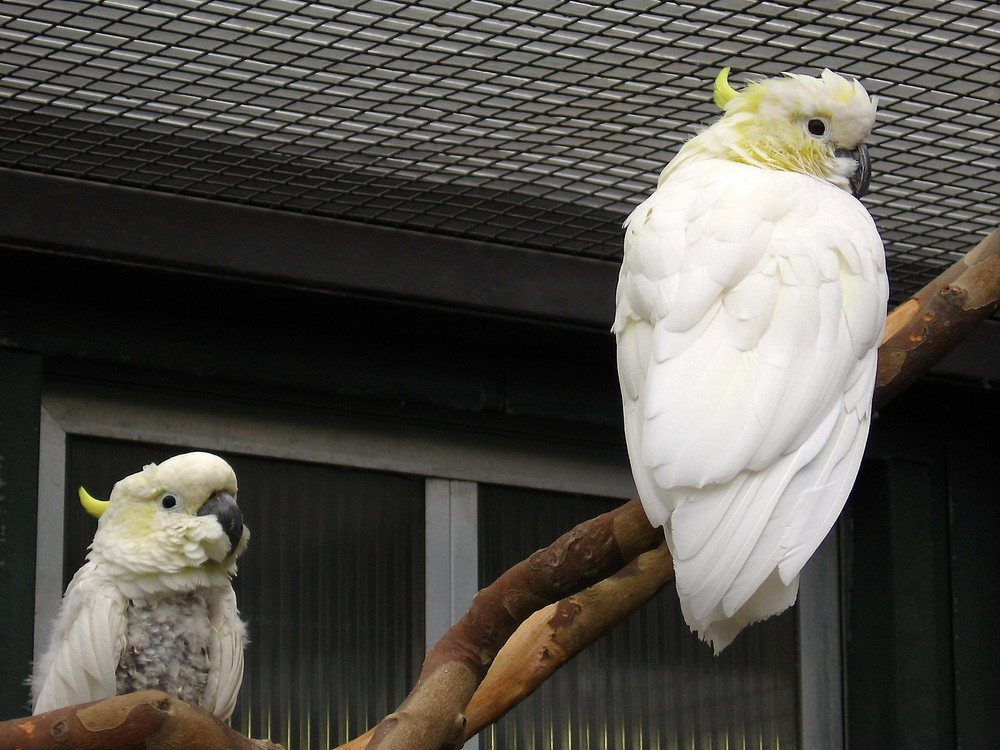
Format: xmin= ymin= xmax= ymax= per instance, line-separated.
xmin=463 ymin=543 xmax=673 ymax=739
xmin=875 ymin=225 xmax=1000 ymax=409
xmin=0 ymin=691 xmax=281 ymax=750
xmin=335 ymin=545 xmax=675 ymax=750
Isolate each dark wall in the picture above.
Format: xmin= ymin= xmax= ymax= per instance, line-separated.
xmin=3 ymin=240 xmax=998 ymax=744
xmin=845 ymin=379 xmax=1000 ymax=749
xmin=0 ymin=350 xmax=41 ymax=716
xmin=0 ymin=243 xmax=625 ymax=720
xmin=0 ymin=246 xmax=623 ymax=439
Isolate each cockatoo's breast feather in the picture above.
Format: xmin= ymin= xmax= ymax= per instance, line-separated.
xmin=616 ymin=156 xmax=887 ymax=652
xmin=116 ymin=590 xmax=213 ymax=702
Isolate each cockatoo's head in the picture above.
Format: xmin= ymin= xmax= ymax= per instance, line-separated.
xmin=701 ymin=67 xmax=878 ymax=195
xmin=82 ymin=452 xmax=249 ymax=586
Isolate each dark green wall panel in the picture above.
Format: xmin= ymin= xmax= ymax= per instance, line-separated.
xmin=0 ymin=349 xmax=41 ymax=719
xmin=846 ymin=381 xmax=1000 ymax=749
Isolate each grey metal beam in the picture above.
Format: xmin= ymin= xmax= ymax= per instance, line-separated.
xmin=0 ymin=168 xmax=619 ymax=328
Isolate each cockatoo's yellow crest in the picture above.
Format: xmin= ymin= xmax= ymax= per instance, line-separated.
xmin=713 ymin=67 xmax=739 ymax=109
xmin=79 ymin=486 xmax=109 ymax=518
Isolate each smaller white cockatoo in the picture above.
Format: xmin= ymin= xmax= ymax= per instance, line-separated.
xmin=614 ymin=69 xmax=888 ymax=652
xmin=31 ymin=452 xmax=249 ymax=718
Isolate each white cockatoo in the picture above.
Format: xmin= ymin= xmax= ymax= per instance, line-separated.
xmin=614 ymin=68 xmax=888 ymax=652
xmin=31 ymin=452 xmax=249 ymax=718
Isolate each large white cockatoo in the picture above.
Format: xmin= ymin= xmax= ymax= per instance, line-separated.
xmin=614 ymin=69 xmax=888 ymax=652
xmin=31 ymin=452 xmax=249 ymax=718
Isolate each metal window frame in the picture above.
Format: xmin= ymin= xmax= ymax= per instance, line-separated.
xmin=35 ymin=378 xmax=842 ymax=748
xmin=34 ymin=378 xmax=634 ymax=650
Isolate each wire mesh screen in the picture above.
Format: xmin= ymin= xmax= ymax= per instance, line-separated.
xmin=1 ymin=1 xmax=997 ymax=304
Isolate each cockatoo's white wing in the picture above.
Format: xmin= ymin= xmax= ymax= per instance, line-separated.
xmin=204 ymin=586 xmax=246 ymax=721
xmin=615 ymin=158 xmax=887 ymax=651
xmin=32 ymin=564 xmax=128 ymax=713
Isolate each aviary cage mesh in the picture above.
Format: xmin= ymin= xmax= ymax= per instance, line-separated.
xmin=1 ymin=0 xmax=997 ymax=304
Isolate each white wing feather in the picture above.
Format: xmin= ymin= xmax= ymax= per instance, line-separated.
xmin=31 ymin=564 xmax=128 ymax=713
xmin=205 ymin=586 xmax=246 ymax=721
xmin=615 ymin=158 xmax=887 ymax=652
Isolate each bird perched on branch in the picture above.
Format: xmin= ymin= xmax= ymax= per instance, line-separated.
xmin=614 ymin=68 xmax=888 ymax=652
xmin=31 ymin=452 xmax=249 ymax=718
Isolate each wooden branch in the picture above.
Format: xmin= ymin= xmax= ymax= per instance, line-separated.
xmin=362 ymin=499 xmax=663 ymax=750
xmin=875 ymin=225 xmax=1000 ymax=409
xmin=0 ymin=691 xmax=282 ymax=750
xmin=463 ymin=542 xmax=673 ymax=738
xmin=331 ymin=547 xmax=674 ymax=750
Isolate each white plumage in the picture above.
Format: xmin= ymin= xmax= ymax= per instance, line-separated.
xmin=31 ymin=452 xmax=249 ymax=718
xmin=614 ymin=69 xmax=888 ymax=652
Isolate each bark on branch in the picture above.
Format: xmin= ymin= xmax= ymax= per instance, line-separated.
xmin=363 ymin=499 xmax=664 ymax=750
xmin=0 ymin=691 xmax=282 ymax=750
xmin=876 ymin=225 xmax=1000 ymax=409
xmin=463 ymin=543 xmax=674 ymax=739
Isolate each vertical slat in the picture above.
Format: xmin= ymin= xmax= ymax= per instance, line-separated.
xmin=35 ymin=407 xmax=66 ymax=661
xmin=426 ymin=478 xmax=479 ymax=649
xmin=845 ymin=456 xmax=955 ymax=748
xmin=229 ymin=456 xmax=426 ymax=749
xmin=425 ymin=478 xmax=452 ymax=651
xmin=798 ymin=528 xmax=844 ymax=749
xmin=448 ymin=480 xmax=479 ymax=630
xmin=947 ymin=407 xmax=1000 ymax=746
xmin=425 ymin=478 xmax=479 ymax=750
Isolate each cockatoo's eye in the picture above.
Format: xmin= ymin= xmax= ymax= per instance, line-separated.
xmin=158 ymin=492 xmax=185 ymax=511
xmin=807 ymin=117 xmax=829 ymax=138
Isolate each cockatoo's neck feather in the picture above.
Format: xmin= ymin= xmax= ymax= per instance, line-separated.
xmin=661 ymin=69 xmax=877 ymax=192
xmin=85 ymin=559 xmax=237 ymax=601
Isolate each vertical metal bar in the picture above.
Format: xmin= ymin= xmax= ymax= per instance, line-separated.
xmin=425 ymin=478 xmax=452 ymax=651
xmin=425 ymin=478 xmax=479 ymax=750
xmin=448 ymin=480 xmax=478 ymax=627
xmin=34 ymin=406 xmax=67 ymax=661
xmin=798 ymin=527 xmax=844 ymax=749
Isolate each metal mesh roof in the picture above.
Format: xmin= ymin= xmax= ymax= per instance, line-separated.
xmin=1 ymin=0 xmax=998 ymax=305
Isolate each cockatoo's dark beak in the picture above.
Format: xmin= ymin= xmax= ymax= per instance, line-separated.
xmin=838 ymin=142 xmax=871 ymax=198
xmin=198 ymin=490 xmax=244 ymax=554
